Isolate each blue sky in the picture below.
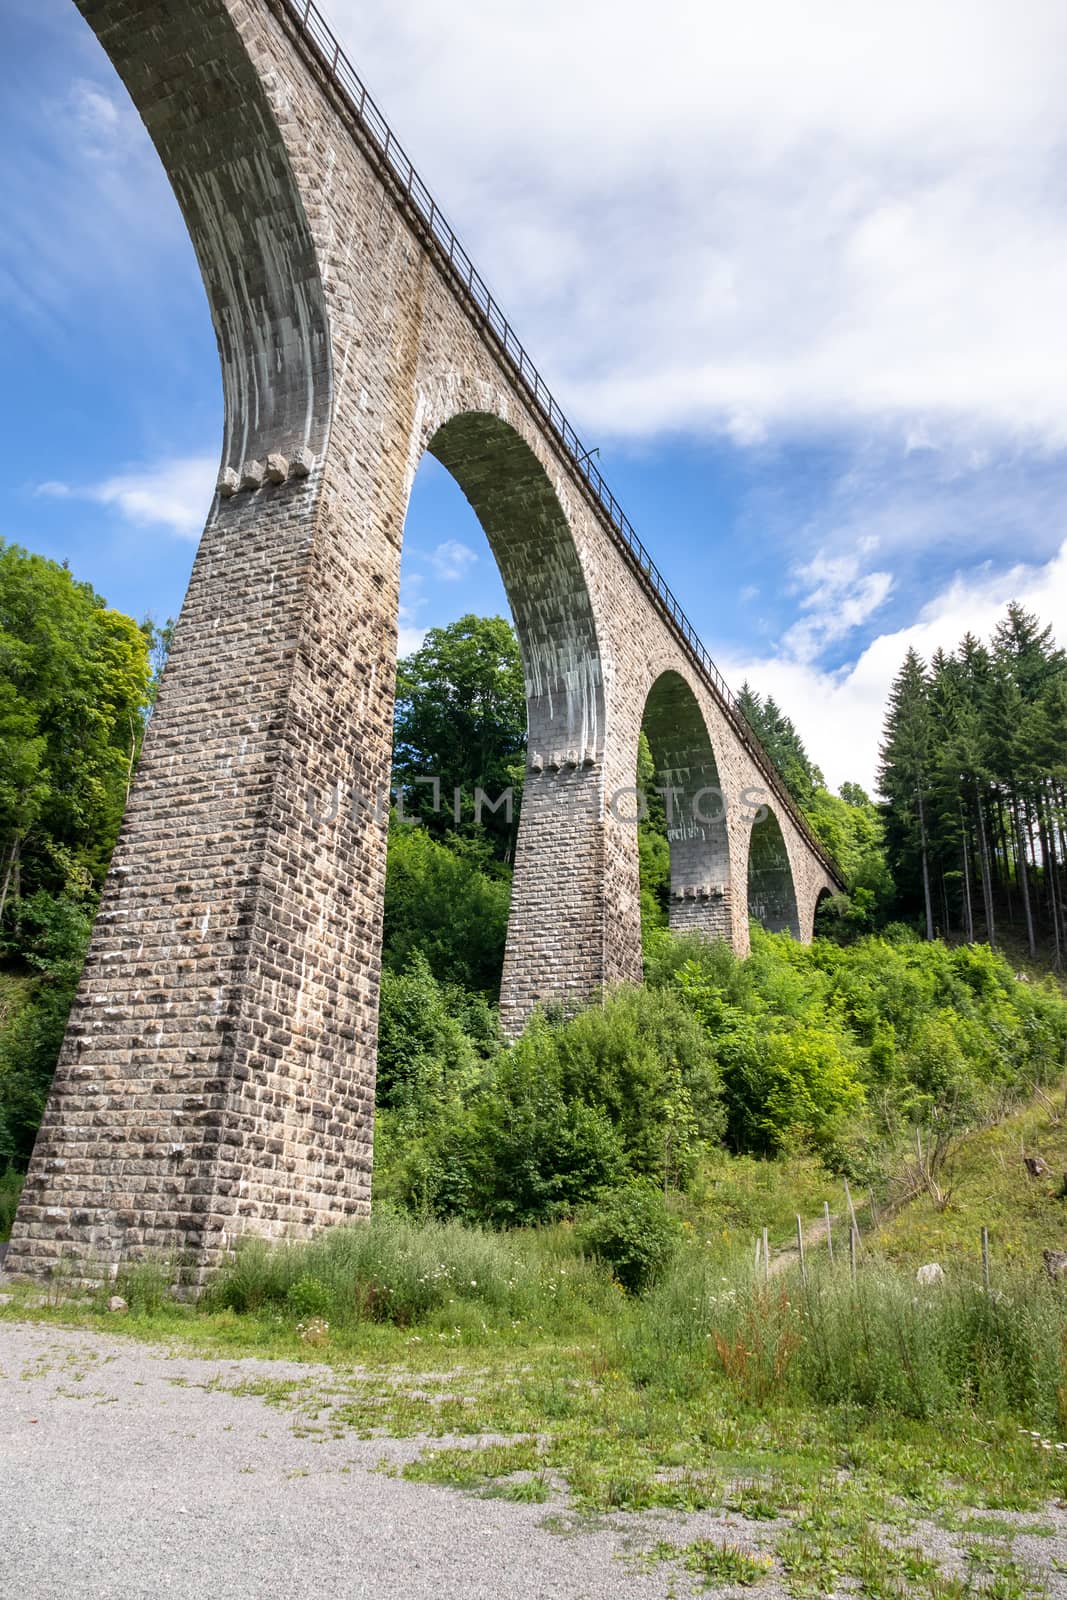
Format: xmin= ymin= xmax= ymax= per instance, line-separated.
xmin=5 ymin=0 xmax=1067 ymax=792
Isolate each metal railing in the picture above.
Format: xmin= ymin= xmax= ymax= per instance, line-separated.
xmin=279 ymin=0 xmax=842 ymax=885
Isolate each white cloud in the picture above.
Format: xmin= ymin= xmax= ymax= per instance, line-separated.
xmin=428 ymin=539 xmax=477 ymax=581
xmin=71 ymin=80 xmax=121 ymax=144
xmin=781 ymin=549 xmax=893 ymax=664
xmin=38 ymin=454 xmax=216 ymax=539
xmin=724 ymin=537 xmax=1067 ymax=796
xmin=397 ymin=625 xmax=427 ymax=655
xmin=1 ymin=67 xmax=204 ymax=344
xmin=327 ymin=0 xmax=1067 ymax=455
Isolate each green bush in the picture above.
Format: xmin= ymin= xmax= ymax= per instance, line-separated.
xmin=578 ymin=1181 xmax=680 ymax=1294
xmin=376 ymin=951 xmax=495 ymax=1117
xmin=380 ymin=1042 xmax=628 ymax=1226
xmin=376 ymin=985 xmax=724 ymax=1224
xmin=648 ymin=927 xmax=1067 ymax=1159
xmin=0 ymin=1167 xmax=23 ymax=1240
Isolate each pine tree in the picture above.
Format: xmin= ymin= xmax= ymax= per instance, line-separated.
xmin=878 ymin=649 xmax=935 ymax=939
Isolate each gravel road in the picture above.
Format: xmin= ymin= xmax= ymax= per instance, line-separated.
xmin=0 ymin=1321 xmax=753 ymax=1600
xmin=2 ymin=1320 xmax=1065 ymax=1600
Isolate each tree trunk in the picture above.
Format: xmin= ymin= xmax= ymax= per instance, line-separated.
xmin=1042 ymin=788 xmax=1062 ymax=970
xmin=917 ymin=783 xmax=935 ymax=941
xmin=976 ymin=790 xmax=996 ymax=948
xmin=0 ymin=833 xmax=21 ymax=925
xmin=1015 ymin=794 xmax=1037 ymax=959
xmin=960 ymin=801 xmax=975 ymax=944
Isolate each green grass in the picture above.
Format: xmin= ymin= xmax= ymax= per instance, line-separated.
xmin=875 ymin=1090 xmax=1067 ymax=1271
xmin=630 ymin=1537 xmax=775 ymax=1588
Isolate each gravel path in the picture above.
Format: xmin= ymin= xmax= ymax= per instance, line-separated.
xmin=2 ymin=1320 xmax=1065 ymax=1600
xmin=0 ymin=1321 xmax=759 ymax=1600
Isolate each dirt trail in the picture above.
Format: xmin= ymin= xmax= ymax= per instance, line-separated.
xmin=765 ymin=1211 xmax=841 ymax=1277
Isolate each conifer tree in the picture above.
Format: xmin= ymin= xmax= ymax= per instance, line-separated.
xmin=878 ymin=649 xmax=935 ymax=940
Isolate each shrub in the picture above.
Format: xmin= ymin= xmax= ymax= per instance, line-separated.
xmin=389 ymin=1043 xmax=628 ymax=1226
xmin=651 ymin=927 xmax=1067 ymax=1157
xmin=378 ymin=985 xmax=723 ymax=1225
xmin=578 ymin=1181 xmax=681 ymax=1294
xmin=376 ymin=952 xmax=493 ymax=1118
xmin=0 ymin=1167 xmax=23 ymax=1239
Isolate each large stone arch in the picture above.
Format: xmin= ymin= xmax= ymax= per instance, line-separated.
xmin=745 ymin=805 xmax=802 ymax=938
xmin=426 ymin=412 xmax=603 ymax=764
xmin=640 ymin=670 xmax=732 ymax=940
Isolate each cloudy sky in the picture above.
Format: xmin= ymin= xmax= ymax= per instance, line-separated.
xmin=4 ymin=0 xmax=1067 ymax=792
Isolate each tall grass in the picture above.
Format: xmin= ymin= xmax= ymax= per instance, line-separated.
xmin=621 ymin=1251 xmax=1067 ymax=1432
xmin=205 ymin=1209 xmax=617 ymax=1332
xmin=173 ymin=1210 xmax=1067 ymax=1434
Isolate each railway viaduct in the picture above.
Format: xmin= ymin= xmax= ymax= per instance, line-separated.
xmin=7 ymin=0 xmax=841 ymax=1281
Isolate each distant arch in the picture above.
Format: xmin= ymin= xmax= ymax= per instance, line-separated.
xmin=811 ymin=885 xmax=836 ymax=940
xmin=746 ymin=805 xmax=800 ymax=937
xmin=640 ymin=670 xmax=732 ymax=940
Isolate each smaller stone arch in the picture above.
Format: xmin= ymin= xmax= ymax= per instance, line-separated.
xmin=426 ymin=411 xmax=603 ymax=764
xmin=641 ymin=671 xmax=732 ymax=940
xmin=746 ymin=806 xmax=801 ymax=937
xmin=419 ymin=410 xmax=608 ymax=1033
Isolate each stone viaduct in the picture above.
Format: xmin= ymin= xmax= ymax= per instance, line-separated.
xmin=7 ymin=0 xmax=841 ymax=1282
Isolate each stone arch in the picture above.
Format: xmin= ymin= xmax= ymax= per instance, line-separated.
xmin=426 ymin=412 xmax=604 ymax=764
xmin=405 ymin=411 xmax=608 ymax=1033
xmin=746 ymin=805 xmax=801 ymax=937
xmin=640 ymin=670 xmax=732 ymax=941
xmin=82 ymin=0 xmax=333 ymax=475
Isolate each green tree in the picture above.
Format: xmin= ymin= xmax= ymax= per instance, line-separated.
xmin=878 ymin=649 xmax=935 ymax=940
xmin=636 ymin=729 xmax=671 ymax=934
xmin=737 ymin=682 xmax=825 ymax=807
xmin=0 ymin=542 xmax=152 ymax=912
xmin=382 ymin=822 xmax=512 ymax=996
xmin=392 ymin=615 xmax=526 ymax=858
xmin=0 ymin=544 xmax=153 ymax=1168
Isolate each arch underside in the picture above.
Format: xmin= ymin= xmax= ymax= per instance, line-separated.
xmin=425 ymin=412 xmax=609 ymax=1031
xmin=79 ymin=0 xmax=333 ymax=472
xmin=642 ymin=671 xmax=732 ymax=940
xmin=747 ymin=807 xmax=801 ymax=936
xmin=428 ymin=413 xmax=603 ymax=764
